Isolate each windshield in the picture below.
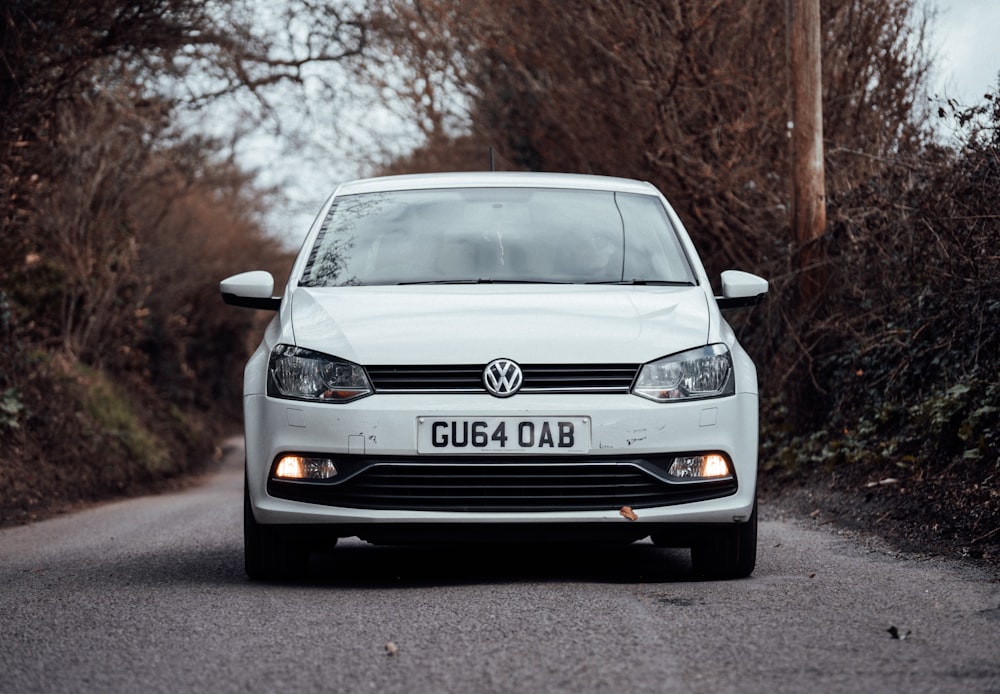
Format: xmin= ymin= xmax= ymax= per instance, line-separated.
xmin=299 ymin=187 xmax=697 ymax=287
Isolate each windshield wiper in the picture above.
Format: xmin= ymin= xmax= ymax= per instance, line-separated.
xmin=396 ymin=279 xmax=479 ymax=285
xmin=586 ymin=280 xmax=696 ymax=286
xmin=396 ymin=279 xmax=572 ymax=285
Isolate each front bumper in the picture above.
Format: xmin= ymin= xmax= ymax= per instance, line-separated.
xmin=244 ymin=392 xmax=758 ymax=530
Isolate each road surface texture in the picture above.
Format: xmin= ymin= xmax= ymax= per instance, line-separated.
xmin=2 ymin=440 xmax=999 ymax=693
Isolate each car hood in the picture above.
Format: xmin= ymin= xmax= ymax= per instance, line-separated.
xmin=287 ymin=285 xmax=711 ymax=364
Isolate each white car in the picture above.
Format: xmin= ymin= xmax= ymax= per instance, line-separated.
xmin=221 ymin=171 xmax=767 ymax=580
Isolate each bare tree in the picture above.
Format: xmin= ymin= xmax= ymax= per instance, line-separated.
xmin=1 ymin=0 xmax=367 ymax=357
xmin=0 ymin=0 xmax=356 ymax=505
xmin=360 ymin=0 xmax=932 ymax=277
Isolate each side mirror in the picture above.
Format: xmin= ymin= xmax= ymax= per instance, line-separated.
xmin=220 ymin=271 xmax=281 ymax=311
xmin=715 ymin=270 xmax=768 ymax=309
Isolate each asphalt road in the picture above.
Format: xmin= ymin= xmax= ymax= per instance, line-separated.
xmin=2 ymin=440 xmax=999 ymax=694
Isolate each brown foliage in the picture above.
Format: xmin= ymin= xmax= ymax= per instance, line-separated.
xmin=0 ymin=92 xmax=292 ymax=523
xmin=19 ymin=90 xmax=167 ymax=361
xmin=0 ymin=0 xmax=298 ymax=523
xmin=132 ymin=153 xmax=292 ymax=414
xmin=756 ymin=97 xmax=1000 ymax=562
xmin=363 ymin=0 xmax=932 ymax=276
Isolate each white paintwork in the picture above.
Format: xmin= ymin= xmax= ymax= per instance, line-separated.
xmin=721 ymin=270 xmax=769 ymax=299
xmin=287 ymin=285 xmax=710 ymax=365
xmin=219 ymin=270 xmax=274 ymax=299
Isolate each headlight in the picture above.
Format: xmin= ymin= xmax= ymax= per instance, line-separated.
xmin=267 ymin=345 xmax=372 ymax=403
xmin=632 ymin=344 xmax=734 ymax=402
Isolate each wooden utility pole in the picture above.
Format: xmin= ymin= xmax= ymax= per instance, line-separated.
xmin=787 ymin=0 xmax=826 ymax=300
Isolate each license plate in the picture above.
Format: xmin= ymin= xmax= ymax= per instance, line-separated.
xmin=417 ymin=416 xmax=591 ymax=454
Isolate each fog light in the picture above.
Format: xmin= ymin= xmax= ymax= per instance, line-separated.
xmin=274 ymin=455 xmax=338 ymax=480
xmin=667 ymin=454 xmax=732 ymax=480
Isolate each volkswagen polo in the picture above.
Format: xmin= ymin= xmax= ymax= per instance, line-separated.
xmin=221 ymin=171 xmax=768 ymax=580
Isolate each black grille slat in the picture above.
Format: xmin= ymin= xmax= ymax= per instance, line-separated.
xmin=269 ymin=460 xmax=737 ymax=512
xmin=365 ymin=364 xmax=638 ymax=394
xmin=365 ymin=366 xmax=484 ymax=391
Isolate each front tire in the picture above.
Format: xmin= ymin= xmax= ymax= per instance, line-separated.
xmin=689 ymin=500 xmax=758 ymax=580
xmin=244 ymin=481 xmax=311 ymax=580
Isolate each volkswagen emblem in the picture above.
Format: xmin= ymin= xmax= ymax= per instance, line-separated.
xmin=483 ymin=358 xmax=524 ymax=397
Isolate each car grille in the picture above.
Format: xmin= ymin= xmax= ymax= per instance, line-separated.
xmin=365 ymin=364 xmax=639 ymax=394
xmin=268 ymin=457 xmax=737 ymax=512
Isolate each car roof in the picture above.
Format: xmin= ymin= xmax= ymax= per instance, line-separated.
xmin=332 ymin=171 xmax=660 ymax=196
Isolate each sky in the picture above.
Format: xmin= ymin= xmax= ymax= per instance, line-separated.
xmin=930 ymin=0 xmax=1000 ymax=103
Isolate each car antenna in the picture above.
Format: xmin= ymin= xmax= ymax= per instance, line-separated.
xmin=489 ymin=145 xmax=495 ymax=172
